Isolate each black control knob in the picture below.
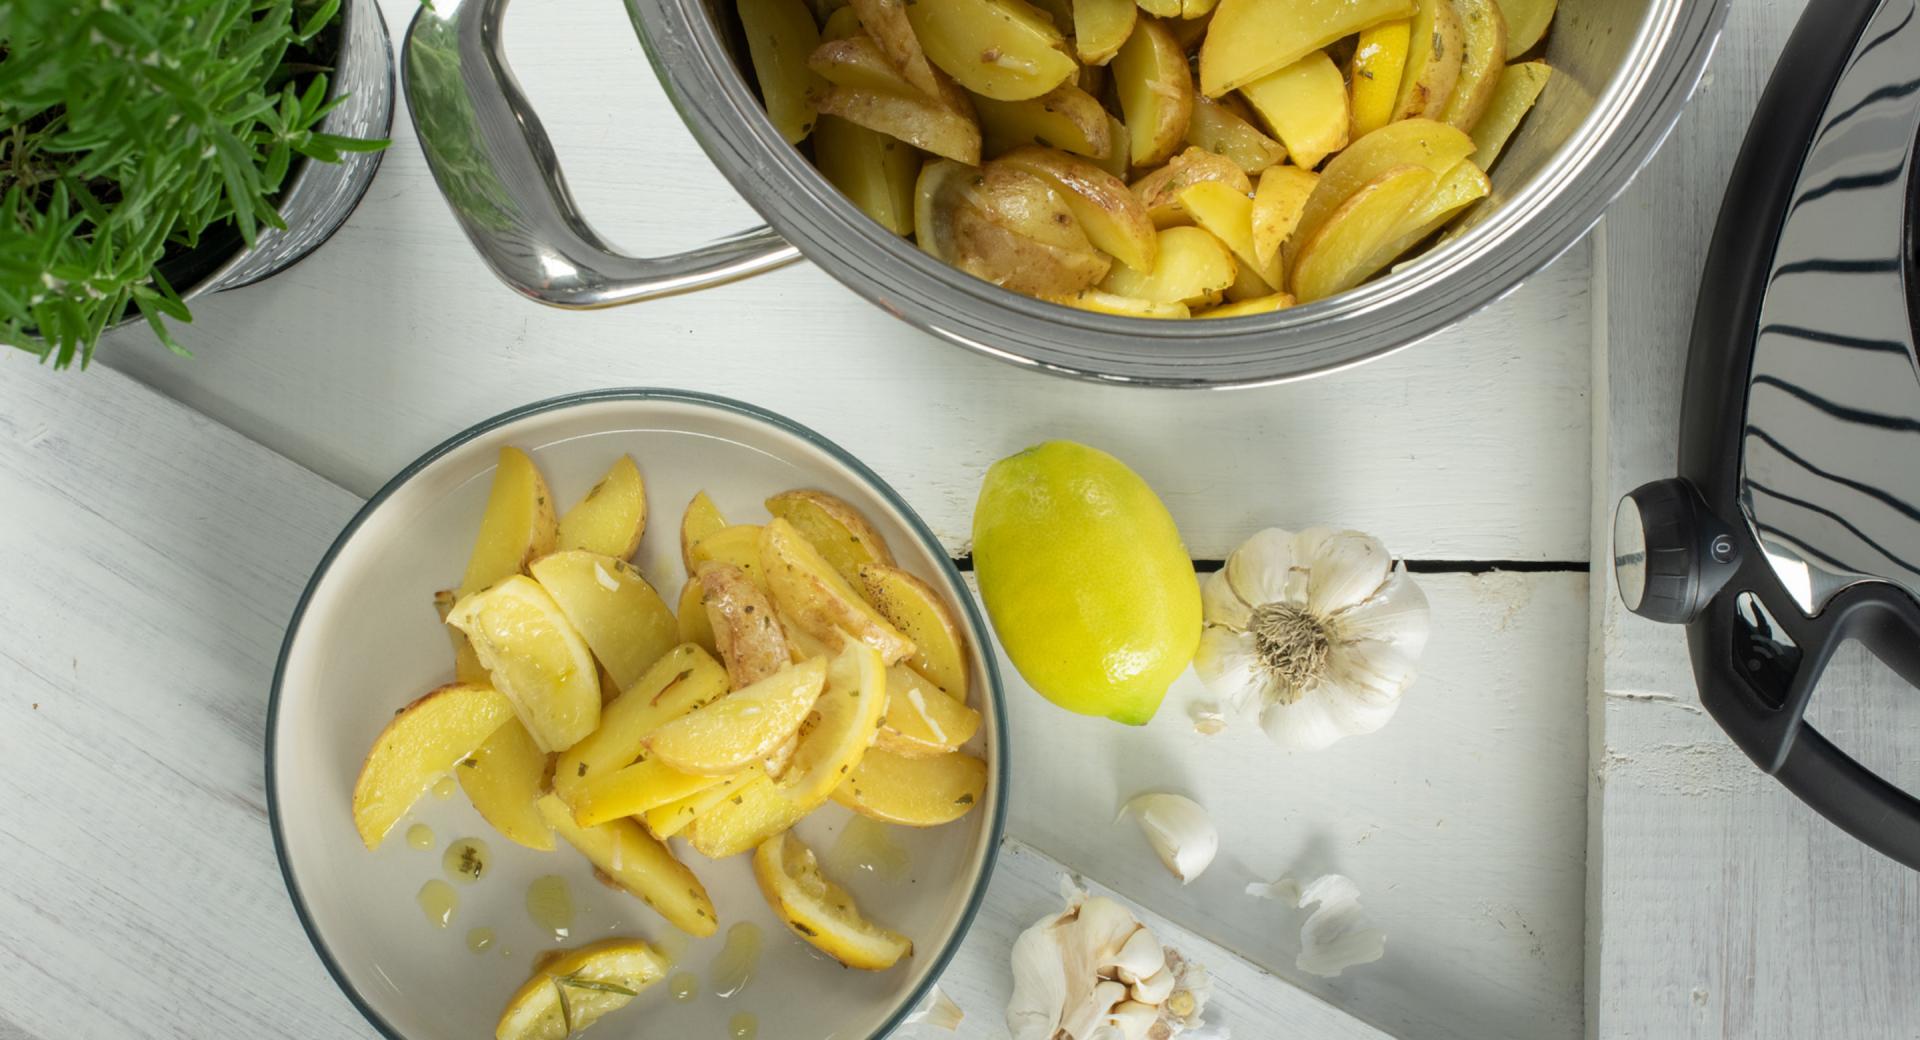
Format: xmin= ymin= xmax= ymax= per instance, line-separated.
xmin=1614 ymin=478 xmax=1742 ymax=624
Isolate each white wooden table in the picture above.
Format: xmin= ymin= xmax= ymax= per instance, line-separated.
xmin=1 ymin=0 xmax=1912 ymax=1036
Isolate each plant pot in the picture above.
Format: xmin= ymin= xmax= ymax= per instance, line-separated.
xmin=148 ymin=0 xmax=396 ymax=310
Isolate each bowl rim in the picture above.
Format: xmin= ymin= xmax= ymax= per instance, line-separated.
xmin=266 ymin=386 xmax=1011 ymax=1040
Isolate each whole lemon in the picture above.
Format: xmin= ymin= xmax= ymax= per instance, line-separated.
xmin=972 ymin=441 xmax=1201 ymax=725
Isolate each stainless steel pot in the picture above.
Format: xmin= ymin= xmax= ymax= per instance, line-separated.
xmin=404 ymin=0 xmax=1725 ymax=386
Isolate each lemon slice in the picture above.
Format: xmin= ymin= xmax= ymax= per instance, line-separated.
xmin=446 ymin=575 xmax=601 ymax=752
xmin=779 ymin=642 xmax=887 ymax=811
xmin=494 ymin=938 xmax=666 ymax=1040
xmin=753 ymin=831 xmax=913 ymax=970
xmin=644 ymin=656 xmax=828 ymax=775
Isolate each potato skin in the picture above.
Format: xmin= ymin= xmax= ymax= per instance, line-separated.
xmin=949 ymin=164 xmax=1112 ymax=296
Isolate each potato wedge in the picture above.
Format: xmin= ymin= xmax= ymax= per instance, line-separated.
xmin=858 ymin=563 xmax=970 ymax=698
xmin=457 ymin=447 xmax=557 ymax=598
xmin=755 ymin=832 xmax=913 ymax=970
xmin=832 ymin=748 xmax=988 ymax=826
xmin=1251 ymin=164 xmax=1318 ymax=268
xmin=1130 ymin=146 xmax=1251 ymax=227
xmin=765 ymin=489 xmax=897 ymax=589
xmin=1112 ymin=19 xmax=1193 ymax=167
xmin=778 ymin=643 xmax=888 ymax=810
xmin=904 ymin=0 xmax=1077 ymax=100
xmin=1137 ymin=0 xmax=1180 ymax=16
xmin=976 ymin=84 xmax=1115 ymax=161
xmin=447 ymin=576 xmax=601 ymax=753
xmin=1093 ymin=114 xmax=1131 ymax=179
xmin=1496 ymin=0 xmax=1554 ymax=54
xmin=1439 ymin=0 xmax=1506 ymax=131
xmin=433 ymin=588 xmax=490 ymax=686
xmin=813 ymin=85 xmax=983 ymax=165
xmin=529 ymin=551 xmax=678 ymax=692
xmin=1199 ymin=0 xmax=1413 ymax=97
xmin=644 ymin=656 xmax=828 ymax=775
xmin=762 ymin=518 xmax=918 ymax=663
xmin=1182 ymin=0 xmax=1219 ymax=17
xmin=689 ymin=524 xmax=769 ymax=589
xmin=876 ymin=665 xmax=983 ymax=756
xmin=554 ymin=456 xmax=646 ymax=560
xmin=698 ymin=560 xmax=790 ymax=688
xmin=822 ymin=4 xmax=863 ymax=38
xmin=1360 ymin=157 xmax=1490 ymax=270
xmin=1239 ymin=51 xmax=1348 ymax=171
xmin=537 ymin=795 xmax=718 ymax=936
xmin=676 ymin=577 xmax=719 ymax=656
xmin=554 ymin=643 xmax=729 ymax=797
xmin=814 ymin=115 xmax=920 ymax=236
xmin=1222 ymin=257 xmax=1277 ymax=301
xmin=1073 ymin=0 xmax=1136 ymax=64
xmin=1470 ymin=61 xmax=1550 ymax=166
xmin=1392 ymin=0 xmax=1465 ymax=119
xmin=1196 ymin=292 xmax=1295 ymax=317
xmin=687 ymin=773 xmax=806 ymax=858
xmin=1045 ymin=287 xmax=1191 ymax=318
xmin=1178 ymin=180 xmax=1284 ymax=288
xmin=996 ymin=146 xmax=1157 ymax=272
xmin=457 ymin=721 xmax=555 ymax=850
xmin=946 ymin=163 xmax=1113 ymax=296
xmin=352 ymin=683 xmax=516 ymax=849
xmin=568 ymin=759 xmax=724 ymax=828
xmin=642 ymin=768 xmax=763 ymax=839
xmin=1294 ymin=118 xmax=1473 ymax=245
xmin=1348 ymin=19 xmax=1410 ymax=137
xmin=739 ymin=0 xmax=822 ymax=144
xmin=1098 ymin=224 xmax=1236 ymax=305
xmin=1028 ymin=0 xmax=1075 ymax=33
xmin=1291 ymin=163 xmax=1436 ymax=302
xmin=1188 ymin=94 xmax=1288 ymax=175
xmin=680 ymin=491 xmax=728 ymax=575
xmin=848 ymin=0 xmax=944 ymax=95
xmin=495 ymin=938 xmax=667 ymax=1040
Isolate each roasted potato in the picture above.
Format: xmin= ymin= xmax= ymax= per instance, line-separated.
xmin=1188 ymin=94 xmax=1288 ymax=175
xmin=680 ymin=491 xmax=727 ymax=574
xmin=814 ymin=115 xmax=920 ymax=236
xmin=848 ymin=0 xmax=944 ymax=95
xmin=555 ymin=455 xmax=646 ymax=560
xmin=538 ymin=795 xmax=718 ymax=936
xmin=1362 ymin=157 xmax=1489 ymax=270
xmin=996 ymin=145 xmax=1157 ymax=271
xmin=810 ymin=37 xmax=984 ymax=163
xmin=1294 ymin=117 xmax=1473 ymax=246
xmin=698 ymin=560 xmax=791 ymax=688
xmin=1239 ymin=50 xmax=1349 ymax=170
xmin=553 ymin=643 xmax=730 ymax=797
xmin=1046 ymin=287 xmax=1191 ymax=318
xmin=1098 ymin=224 xmax=1236 ymax=305
xmin=1439 ymin=0 xmax=1506 ymax=131
xmin=1291 ymin=163 xmax=1435 ymax=301
xmin=1497 ymin=0 xmax=1555 ymax=54
xmin=1177 ymin=180 xmax=1284 ymax=288
xmin=762 ymin=518 xmax=918 ymax=664
xmin=1197 ymin=292 xmax=1295 ymax=317
xmin=1470 ymin=61 xmax=1550 ymax=165
xmin=530 ymin=550 xmax=679 ymax=691
xmin=976 ymin=83 xmax=1115 ymax=160
xmin=457 ymin=447 xmax=556 ymax=598
xmin=1112 ymin=19 xmax=1193 ymax=166
xmin=738 ymin=0 xmax=822 ymax=143
xmin=1199 ymin=0 xmax=1413 ymax=96
xmin=922 ymin=160 xmax=1113 ymax=295
xmin=1131 ymin=146 xmax=1252 ymax=227
xmin=904 ymin=0 xmax=1078 ymax=100
xmin=1073 ymin=0 xmax=1137 ymax=64
xmin=859 ymin=562 xmax=971 ymax=698
xmin=1393 ymin=0 xmax=1465 ymax=120
xmin=1252 ymin=163 xmax=1319 ymax=267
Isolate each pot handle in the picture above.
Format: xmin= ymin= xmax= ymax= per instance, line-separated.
xmin=401 ymin=0 xmax=799 ymax=307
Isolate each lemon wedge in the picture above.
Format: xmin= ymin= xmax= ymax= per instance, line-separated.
xmin=494 ymin=938 xmax=666 ymax=1040
xmin=753 ymin=831 xmax=913 ymax=970
xmin=644 ymin=656 xmax=828 ymax=775
xmin=778 ymin=642 xmax=887 ymax=811
xmin=446 ymin=575 xmax=601 ymax=752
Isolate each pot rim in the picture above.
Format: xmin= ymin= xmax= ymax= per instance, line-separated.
xmin=624 ymin=0 xmax=1729 ymax=387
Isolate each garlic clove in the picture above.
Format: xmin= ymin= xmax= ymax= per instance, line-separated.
xmin=1109 ymin=924 xmax=1168 ymax=982
xmin=1118 ymin=793 xmax=1218 ymax=884
xmin=1224 ymin=527 xmax=1295 ymax=608
xmin=1329 ymin=563 xmax=1430 ymax=657
xmin=1076 ymin=897 xmax=1148 ymax=962
xmin=1061 ymin=978 xmax=1132 ymax=1040
xmin=1129 ymin=964 xmax=1177 ymax=1004
xmin=1257 ymin=692 xmax=1354 ymax=751
xmin=1303 ymin=530 xmax=1393 ymax=616
xmin=1281 ymin=527 xmax=1337 ymax=604
xmin=1201 ymin=569 xmax=1252 ymax=631
xmin=1250 ymin=874 xmax=1387 ymax=978
xmin=905 ymin=984 xmax=965 ymax=1030
xmin=1105 ymin=1000 xmax=1162 ymax=1040
xmin=1192 ymin=628 xmax=1263 ymax=716
xmin=1189 ymin=702 xmax=1228 ymax=735
xmin=1008 ymin=912 xmax=1071 ymax=1040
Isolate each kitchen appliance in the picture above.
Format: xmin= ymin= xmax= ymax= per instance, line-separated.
xmin=1615 ymin=0 xmax=1920 ymax=868
xmin=400 ymin=0 xmax=1726 ymax=387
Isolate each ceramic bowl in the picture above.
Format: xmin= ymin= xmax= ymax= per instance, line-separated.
xmin=268 ymin=388 xmax=1007 ymax=1040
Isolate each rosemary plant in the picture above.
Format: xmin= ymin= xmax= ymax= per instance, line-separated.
xmin=0 ymin=0 xmax=387 ymax=368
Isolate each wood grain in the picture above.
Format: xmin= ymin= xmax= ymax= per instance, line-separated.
xmin=1590 ymin=0 xmax=1920 ymax=1031
xmin=95 ymin=0 xmax=1594 ymax=565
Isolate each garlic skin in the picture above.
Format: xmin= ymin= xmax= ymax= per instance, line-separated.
xmin=905 ymin=984 xmax=965 ymax=1030
xmin=1247 ymin=874 xmax=1386 ymax=977
xmin=1118 ymin=793 xmax=1218 ymax=884
xmin=1007 ymin=878 xmax=1219 ymax=1040
xmin=1194 ymin=527 xmax=1430 ymax=750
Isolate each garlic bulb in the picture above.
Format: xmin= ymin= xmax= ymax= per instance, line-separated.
xmin=1193 ymin=527 xmax=1430 ymax=750
xmin=1007 ymin=879 xmax=1216 ymax=1040
xmin=1247 ymin=874 xmax=1386 ymax=977
xmin=1117 ymin=793 xmax=1218 ymax=884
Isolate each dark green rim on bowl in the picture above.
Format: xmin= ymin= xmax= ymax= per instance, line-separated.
xmin=265 ymin=387 xmax=1010 ymax=1040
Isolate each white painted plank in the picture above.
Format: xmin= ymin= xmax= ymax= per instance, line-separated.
xmin=1590 ymin=0 xmax=1920 ymax=1031
xmin=0 ymin=359 xmax=1586 ymax=1039
xmin=934 ymin=839 xmax=1392 ymax=1039
xmin=96 ymin=0 xmax=1593 ymax=564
